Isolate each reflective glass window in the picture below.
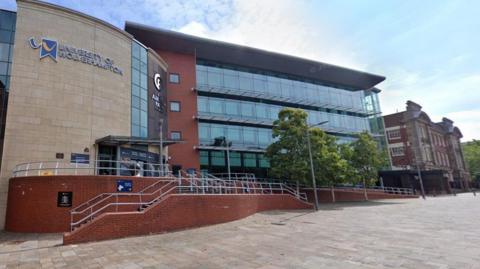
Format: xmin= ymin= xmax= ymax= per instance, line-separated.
xmin=0 ymin=43 xmax=9 ymax=62
xmin=241 ymin=103 xmax=254 ymax=117
xmin=243 ymin=153 xmax=256 ymax=167
xmin=243 ymin=128 xmax=256 ymax=144
xmin=211 ymin=125 xmax=225 ymax=139
xmin=224 ymin=74 xmax=239 ymax=89
xmin=198 ymin=97 xmax=208 ymax=113
xmin=229 ymin=152 xmax=241 ymax=167
xmin=211 ymin=151 xmax=225 ymax=166
xmin=225 ymin=100 xmax=239 ymax=116
xmin=226 ymin=126 xmax=241 ymax=142
xmin=199 ymin=124 xmax=210 ymax=140
xmin=255 ymin=104 xmax=268 ymax=119
xmin=200 ymin=151 xmax=209 ymax=165
xmin=207 ymin=71 xmax=222 ymax=87
xmin=210 ymin=99 xmax=223 ymax=114
xmin=258 ymin=154 xmax=270 ymax=168
xmin=169 ymin=73 xmax=180 ymax=84
xmin=170 ymin=131 xmax=181 ymax=140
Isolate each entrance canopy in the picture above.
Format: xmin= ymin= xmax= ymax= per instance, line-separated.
xmin=95 ymin=135 xmax=180 ymax=147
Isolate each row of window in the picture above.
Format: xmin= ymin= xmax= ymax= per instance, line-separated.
xmin=431 ymin=133 xmax=446 ymax=147
xmin=131 ymin=41 xmax=148 ymax=137
xmin=196 ymin=64 xmax=366 ymax=112
xmin=200 ymin=150 xmax=270 ymax=168
xmin=199 ymin=123 xmax=274 ymax=149
xmin=198 ymin=96 xmax=370 ymax=133
xmin=435 ymin=151 xmax=450 ymax=167
xmin=390 ymin=146 xmax=405 ymax=157
xmin=387 ymin=129 xmax=401 ymax=140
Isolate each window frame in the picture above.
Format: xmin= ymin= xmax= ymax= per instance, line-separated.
xmin=170 ymin=131 xmax=182 ymax=141
xmin=169 ymin=73 xmax=180 ymax=84
xmin=169 ymin=101 xmax=181 ymax=112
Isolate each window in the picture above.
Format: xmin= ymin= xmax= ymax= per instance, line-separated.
xmin=211 ymin=151 xmax=225 ymax=166
xmin=200 ymin=150 xmax=209 ymax=166
xmin=229 ymin=152 xmax=241 ymax=167
xmin=170 ymin=101 xmax=181 ymax=112
xmin=387 ymin=130 xmax=401 ymax=140
xmin=243 ymin=153 xmax=257 ymax=167
xmin=171 ymin=131 xmax=182 ymax=140
xmin=169 ymin=73 xmax=180 ymax=84
xmin=390 ymin=146 xmax=405 ymax=157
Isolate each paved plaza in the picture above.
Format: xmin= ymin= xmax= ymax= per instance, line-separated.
xmin=0 ymin=193 xmax=479 ymax=268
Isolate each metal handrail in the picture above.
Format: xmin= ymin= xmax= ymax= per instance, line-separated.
xmin=69 ymin=176 xmax=309 ymax=231
xmin=12 ymin=160 xmax=171 ymax=178
xmin=71 ymin=180 xmax=176 ymax=218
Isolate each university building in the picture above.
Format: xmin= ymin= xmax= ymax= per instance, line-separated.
xmin=0 ymin=0 xmax=394 ymax=238
xmin=381 ymin=101 xmax=470 ymax=194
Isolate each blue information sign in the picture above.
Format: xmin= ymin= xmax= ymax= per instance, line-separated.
xmin=117 ymin=180 xmax=132 ymax=192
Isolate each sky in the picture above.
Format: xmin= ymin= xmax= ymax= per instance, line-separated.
xmin=1 ymin=0 xmax=479 ymax=141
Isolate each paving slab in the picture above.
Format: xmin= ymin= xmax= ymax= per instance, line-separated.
xmin=1 ymin=193 xmax=479 ymax=268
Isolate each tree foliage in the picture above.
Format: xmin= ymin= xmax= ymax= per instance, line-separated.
xmin=463 ymin=140 xmax=480 ymax=180
xmin=266 ymin=108 xmax=385 ymax=195
xmin=349 ymin=132 xmax=385 ymax=186
xmin=265 ymin=108 xmax=310 ymax=184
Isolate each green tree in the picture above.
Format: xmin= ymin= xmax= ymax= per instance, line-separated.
xmin=310 ymin=130 xmax=349 ymax=202
xmin=463 ymin=140 xmax=480 ymax=182
xmin=350 ymin=132 xmax=384 ymax=200
xmin=266 ymin=108 xmax=351 ymax=202
xmin=265 ymin=108 xmax=310 ymax=185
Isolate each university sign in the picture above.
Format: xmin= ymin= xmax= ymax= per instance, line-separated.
xmin=28 ymin=37 xmax=123 ymax=75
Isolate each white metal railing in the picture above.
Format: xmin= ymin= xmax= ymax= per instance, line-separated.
xmin=12 ymin=160 xmax=171 ymax=178
xmin=69 ymin=175 xmax=308 ymax=231
xmin=332 ymin=186 xmax=415 ymax=196
xmin=211 ymin=173 xmax=257 ymax=181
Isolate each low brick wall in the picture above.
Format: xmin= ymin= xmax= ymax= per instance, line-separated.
xmin=305 ymin=188 xmax=418 ymax=203
xmin=5 ymin=175 xmax=165 ymax=233
xmin=63 ymin=194 xmax=312 ymax=245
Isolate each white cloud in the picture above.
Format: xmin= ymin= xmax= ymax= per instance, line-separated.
xmin=175 ymin=0 xmax=364 ymax=70
xmin=379 ymin=71 xmax=480 ymax=141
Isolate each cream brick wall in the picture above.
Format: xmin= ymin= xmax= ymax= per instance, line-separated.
xmin=0 ymin=0 xmax=133 ymax=228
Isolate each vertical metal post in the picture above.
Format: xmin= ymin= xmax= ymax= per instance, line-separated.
xmin=159 ymin=119 xmax=164 ymax=177
xmin=307 ymin=131 xmax=319 ymax=210
xmin=225 ymin=137 xmax=231 ymax=181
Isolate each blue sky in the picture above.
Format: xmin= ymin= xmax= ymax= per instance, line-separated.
xmin=2 ymin=0 xmax=479 ymax=141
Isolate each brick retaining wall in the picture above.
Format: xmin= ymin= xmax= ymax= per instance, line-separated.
xmin=63 ymin=194 xmax=312 ymax=244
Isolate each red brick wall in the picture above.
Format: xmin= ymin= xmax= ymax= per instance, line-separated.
xmin=5 ymin=175 xmax=163 ymax=233
xmin=304 ymin=188 xmax=418 ymax=203
xmin=63 ymin=194 xmax=312 ymax=244
xmin=156 ymin=50 xmax=199 ymax=171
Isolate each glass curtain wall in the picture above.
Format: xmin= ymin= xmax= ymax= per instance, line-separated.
xmin=0 ymin=10 xmax=15 ymax=171
xmin=196 ymin=63 xmax=366 ymax=113
xmin=131 ymin=40 xmax=148 ymax=137
xmin=198 ymin=96 xmax=369 ymax=133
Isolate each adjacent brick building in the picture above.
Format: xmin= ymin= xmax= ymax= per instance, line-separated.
xmin=382 ymin=101 xmax=470 ymax=193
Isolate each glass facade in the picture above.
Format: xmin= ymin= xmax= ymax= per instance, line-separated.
xmin=198 ymin=96 xmax=369 ymax=133
xmin=196 ymin=60 xmax=382 ymax=174
xmin=196 ymin=63 xmax=366 ymax=113
xmin=199 ymin=123 xmax=274 ymax=149
xmin=0 ymin=10 xmax=15 ymax=171
xmin=131 ymin=40 xmax=148 ymax=137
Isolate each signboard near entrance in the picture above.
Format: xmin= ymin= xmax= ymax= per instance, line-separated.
xmin=71 ymin=153 xmax=90 ymax=164
xmin=117 ymin=180 xmax=133 ymax=192
xmin=57 ymin=192 xmax=72 ymax=207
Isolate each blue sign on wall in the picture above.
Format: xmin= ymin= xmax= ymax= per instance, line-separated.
xmin=71 ymin=153 xmax=90 ymax=164
xmin=117 ymin=180 xmax=132 ymax=192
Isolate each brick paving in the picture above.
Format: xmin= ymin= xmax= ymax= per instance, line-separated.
xmin=1 ymin=193 xmax=479 ymax=268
